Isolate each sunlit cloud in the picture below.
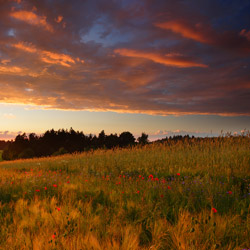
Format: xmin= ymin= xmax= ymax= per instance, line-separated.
xmin=155 ymin=21 xmax=211 ymax=43
xmin=114 ymin=49 xmax=207 ymax=68
xmin=0 ymin=65 xmax=23 ymax=74
xmin=3 ymin=113 xmax=16 ymax=119
xmin=0 ymin=0 xmax=248 ymax=117
xmin=240 ymin=29 xmax=250 ymax=41
xmin=0 ymin=131 xmax=20 ymax=141
xmin=12 ymin=42 xmax=80 ymax=67
xmin=55 ymin=15 xmax=63 ymax=23
xmin=10 ymin=10 xmax=53 ymax=32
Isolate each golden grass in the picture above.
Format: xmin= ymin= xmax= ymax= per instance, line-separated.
xmin=0 ymin=136 xmax=249 ymax=249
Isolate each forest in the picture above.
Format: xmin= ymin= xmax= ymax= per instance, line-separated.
xmin=1 ymin=128 xmax=149 ymax=160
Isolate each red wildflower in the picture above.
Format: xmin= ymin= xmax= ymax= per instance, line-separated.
xmin=137 ymin=190 xmax=140 ymax=194
xmin=53 ymin=184 xmax=57 ymax=187
xmin=228 ymin=191 xmax=232 ymax=195
xmin=142 ymin=177 xmax=145 ymax=180
xmin=67 ymin=181 xmax=70 ymax=183
xmin=35 ymin=189 xmax=40 ymax=192
xmin=167 ymin=186 xmax=171 ymax=189
xmin=212 ymin=208 xmax=217 ymax=213
xmin=148 ymin=174 xmax=153 ymax=179
xmin=177 ymin=173 xmax=180 ymax=176
xmin=160 ymin=194 xmax=164 ymax=198
xmin=139 ymin=175 xmax=141 ymax=178
xmin=52 ymin=234 xmax=56 ymax=239
xmin=44 ymin=187 xmax=47 ymax=190
xmin=155 ymin=178 xmax=159 ymax=181
xmin=56 ymin=207 xmax=61 ymax=211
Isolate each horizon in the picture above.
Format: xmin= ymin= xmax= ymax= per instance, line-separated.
xmin=1 ymin=0 xmax=250 ymax=139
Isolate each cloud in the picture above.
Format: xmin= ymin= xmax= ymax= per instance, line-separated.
xmin=0 ymin=0 xmax=249 ymax=116
xmin=10 ymin=10 xmax=53 ymax=32
xmin=149 ymin=129 xmax=217 ymax=141
xmin=12 ymin=42 xmax=80 ymax=67
xmin=55 ymin=15 xmax=63 ymax=23
xmin=3 ymin=113 xmax=16 ymax=119
xmin=0 ymin=131 xmax=20 ymax=140
xmin=155 ymin=21 xmax=211 ymax=44
xmin=114 ymin=48 xmax=207 ymax=68
xmin=155 ymin=20 xmax=250 ymax=52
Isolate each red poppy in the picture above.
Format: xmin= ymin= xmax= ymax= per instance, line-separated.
xmin=67 ymin=181 xmax=70 ymax=183
xmin=35 ymin=189 xmax=40 ymax=192
xmin=137 ymin=190 xmax=140 ymax=193
xmin=228 ymin=191 xmax=232 ymax=195
xmin=56 ymin=207 xmax=61 ymax=211
xmin=212 ymin=208 xmax=217 ymax=213
xmin=177 ymin=173 xmax=180 ymax=176
xmin=142 ymin=177 xmax=145 ymax=180
xmin=160 ymin=194 xmax=164 ymax=198
xmin=139 ymin=175 xmax=141 ymax=178
xmin=155 ymin=178 xmax=159 ymax=181
xmin=53 ymin=184 xmax=57 ymax=187
xmin=52 ymin=234 xmax=56 ymax=239
xmin=44 ymin=187 xmax=47 ymax=190
xmin=167 ymin=186 xmax=171 ymax=189
xmin=148 ymin=174 xmax=153 ymax=179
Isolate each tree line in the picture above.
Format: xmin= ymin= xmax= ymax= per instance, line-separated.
xmin=1 ymin=128 xmax=149 ymax=160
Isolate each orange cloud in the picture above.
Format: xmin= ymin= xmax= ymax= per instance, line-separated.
xmin=0 ymin=65 xmax=23 ymax=74
xmin=240 ymin=29 xmax=250 ymax=41
xmin=12 ymin=42 xmax=37 ymax=53
xmin=155 ymin=21 xmax=211 ymax=43
xmin=12 ymin=42 xmax=80 ymax=67
xmin=10 ymin=10 xmax=53 ymax=32
xmin=55 ymin=15 xmax=63 ymax=23
xmin=114 ymin=48 xmax=207 ymax=68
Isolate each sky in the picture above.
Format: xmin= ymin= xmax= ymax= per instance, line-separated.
xmin=0 ymin=0 xmax=250 ymax=141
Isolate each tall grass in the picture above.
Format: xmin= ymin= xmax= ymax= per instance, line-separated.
xmin=0 ymin=136 xmax=249 ymax=249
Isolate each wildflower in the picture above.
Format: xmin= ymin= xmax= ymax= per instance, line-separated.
xmin=228 ymin=191 xmax=232 ymax=195
xmin=44 ymin=187 xmax=47 ymax=190
xmin=167 ymin=186 xmax=171 ymax=190
xmin=67 ymin=181 xmax=70 ymax=184
xmin=35 ymin=189 xmax=40 ymax=192
xmin=155 ymin=178 xmax=159 ymax=181
xmin=56 ymin=207 xmax=61 ymax=211
xmin=139 ymin=175 xmax=142 ymax=178
xmin=142 ymin=177 xmax=145 ymax=180
xmin=53 ymin=184 xmax=57 ymax=187
xmin=160 ymin=194 xmax=164 ymax=198
xmin=52 ymin=234 xmax=56 ymax=239
xmin=148 ymin=174 xmax=153 ymax=179
xmin=137 ymin=190 xmax=140 ymax=194
xmin=177 ymin=173 xmax=180 ymax=176
xmin=212 ymin=208 xmax=217 ymax=213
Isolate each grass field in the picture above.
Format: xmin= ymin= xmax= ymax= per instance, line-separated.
xmin=0 ymin=150 xmax=2 ymax=162
xmin=0 ymin=136 xmax=249 ymax=250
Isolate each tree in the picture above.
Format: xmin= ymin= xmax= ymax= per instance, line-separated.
xmin=137 ymin=132 xmax=149 ymax=145
xmin=119 ymin=132 xmax=135 ymax=147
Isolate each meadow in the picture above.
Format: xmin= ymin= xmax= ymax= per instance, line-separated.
xmin=0 ymin=136 xmax=249 ymax=250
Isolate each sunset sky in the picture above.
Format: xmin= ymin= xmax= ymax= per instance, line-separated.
xmin=0 ymin=0 xmax=250 ymax=141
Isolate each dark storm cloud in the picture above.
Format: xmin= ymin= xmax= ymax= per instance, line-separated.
xmin=0 ymin=0 xmax=249 ymax=115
